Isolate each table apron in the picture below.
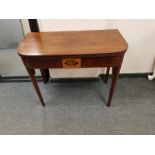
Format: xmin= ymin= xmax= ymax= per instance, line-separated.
xmin=22 ymin=55 xmax=123 ymax=69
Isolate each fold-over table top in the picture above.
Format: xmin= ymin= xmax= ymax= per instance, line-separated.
xmin=17 ymin=29 xmax=128 ymax=57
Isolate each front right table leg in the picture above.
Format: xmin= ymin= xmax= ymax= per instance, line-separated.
xmin=107 ymin=66 xmax=121 ymax=107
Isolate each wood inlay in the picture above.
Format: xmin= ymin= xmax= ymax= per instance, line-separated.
xmin=62 ymin=58 xmax=81 ymax=68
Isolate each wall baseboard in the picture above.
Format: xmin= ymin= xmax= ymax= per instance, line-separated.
xmin=100 ymin=72 xmax=153 ymax=78
xmin=50 ymin=77 xmax=100 ymax=83
xmin=0 ymin=72 xmax=152 ymax=83
xmin=0 ymin=75 xmax=42 ymax=83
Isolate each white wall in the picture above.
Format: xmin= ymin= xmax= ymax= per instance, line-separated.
xmin=108 ymin=19 xmax=155 ymax=73
xmin=38 ymin=19 xmax=108 ymax=31
xmin=38 ymin=19 xmax=155 ymax=77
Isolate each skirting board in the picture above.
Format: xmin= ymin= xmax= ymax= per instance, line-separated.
xmin=0 ymin=73 xmax=153 ymax=83
xmin=0 ymin=75 xmax=42 ymax=83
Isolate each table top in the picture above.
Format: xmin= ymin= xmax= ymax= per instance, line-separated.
xmin=17 ymin=29 xmax=128 ymax=56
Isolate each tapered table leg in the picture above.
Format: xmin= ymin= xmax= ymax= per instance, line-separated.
xmin=40 ymin=69 xmax=50 ymax=84
xmin=26 ymin=68 xmax=45 ymax=107
xmin=107 ymin=66 xmax=121 ymax=107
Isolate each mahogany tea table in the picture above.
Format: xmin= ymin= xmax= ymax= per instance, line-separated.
xmin=17 ymin=29 xmax=128 ymax=107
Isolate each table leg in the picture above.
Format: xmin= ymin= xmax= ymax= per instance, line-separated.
xmin=26 ymin=68 xmax=45 ymax=107
xmin=107 ymin=66 xmax=121 ymax=107
xmin=40 ymin=69 xmax=50 ymax=84
xmin=104 ymin=67 xmax=110 ymax=83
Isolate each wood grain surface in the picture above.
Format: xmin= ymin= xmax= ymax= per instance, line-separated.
xmin=17 ymin=29 xmax=128 ymax=56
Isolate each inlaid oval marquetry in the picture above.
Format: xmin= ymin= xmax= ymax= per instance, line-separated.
xmin=62 ymin=58 xmax=81 ymax=68
xmin=64 ymin=60 xmax=78 ymax=66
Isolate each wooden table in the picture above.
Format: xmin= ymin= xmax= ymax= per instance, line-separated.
xmin=17 ymin=29 xmax=128 ymax=107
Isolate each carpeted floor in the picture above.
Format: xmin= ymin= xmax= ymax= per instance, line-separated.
xmin=0 ymin=77 xmax=155 ymax=134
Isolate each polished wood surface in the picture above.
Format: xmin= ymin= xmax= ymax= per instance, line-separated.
xmin=17 ymin=29 xmax=128 ymax=107
xmin=17 ymin=29 xmax=128 ymax=56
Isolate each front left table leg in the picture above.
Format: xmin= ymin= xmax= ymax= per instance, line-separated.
xmin=26 ymin=68 xmax=45 ymax=107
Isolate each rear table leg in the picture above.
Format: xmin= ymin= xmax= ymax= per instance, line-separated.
xmin=104 ymin=67 xmax=110 ymax=83
xmin=40 ymin=69 xmax=50 ymax=84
